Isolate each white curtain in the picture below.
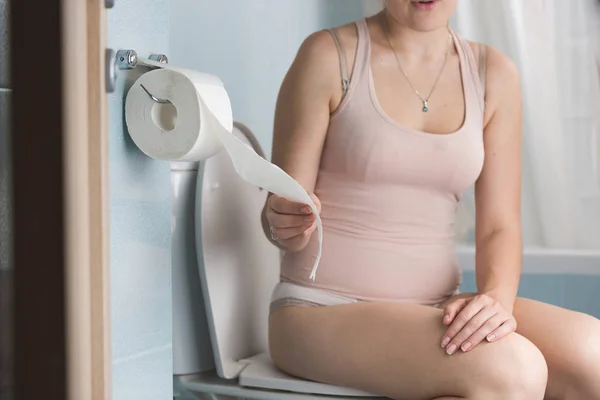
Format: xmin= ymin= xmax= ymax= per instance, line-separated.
xmin=452 ymin=0 xmax=600 ymax=249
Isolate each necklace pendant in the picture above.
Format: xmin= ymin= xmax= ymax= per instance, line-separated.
xmin=422 ymin=100 xmax=429 ymax=113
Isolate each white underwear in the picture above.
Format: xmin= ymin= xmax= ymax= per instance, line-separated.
xmin=269 ymin=282 xmax=360 ymax=314
xmin=269 ymin=281 xmax=455 ymax=315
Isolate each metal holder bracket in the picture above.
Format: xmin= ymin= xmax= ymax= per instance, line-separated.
xmin=105 ymin=48 xmax=117 ymax=93
xmin=105 ymin=49 xmax=169 ymax=93
xmin=148 ymin=53 xmax=169 ymax=64
xmin=116 ymin=49 xmax=139 ymax=70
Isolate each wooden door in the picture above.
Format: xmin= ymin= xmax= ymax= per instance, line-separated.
xmin=10 ymin=0 xmax=111 ymax=399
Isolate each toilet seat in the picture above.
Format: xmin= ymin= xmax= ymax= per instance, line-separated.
xmin=192 ymin=122 xmax=385 ymax=398
xmin=238 ymin=353 xmax=377 ymax=397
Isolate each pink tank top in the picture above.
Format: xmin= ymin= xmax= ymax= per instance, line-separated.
xmin=280 ymin=19 xmax=486 ymax=305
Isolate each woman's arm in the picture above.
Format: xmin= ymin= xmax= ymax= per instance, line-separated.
xmin=440 ymin=45 xmax=523 ymax=355
xmin=474 ymin=45 xmax=523 ymax=313
xmin=260 ymin=30 xmax=341 ymax=248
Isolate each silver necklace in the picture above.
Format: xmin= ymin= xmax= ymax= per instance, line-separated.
xmin=382 ymin=17 xmax=452 ymax=113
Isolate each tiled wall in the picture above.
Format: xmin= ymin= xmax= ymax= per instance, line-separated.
xmin=460 ymin=272 xmax=600 ymax=318
xmin=107 ymin=1 xmax=172 ymax=399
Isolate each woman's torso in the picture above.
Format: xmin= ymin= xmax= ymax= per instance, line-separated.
xmin=281 ymin=18 xmax=486 ymax=305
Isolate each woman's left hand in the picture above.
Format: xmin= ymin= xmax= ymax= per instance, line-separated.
xmin=440 ymin=293 xmax=517 ymax=355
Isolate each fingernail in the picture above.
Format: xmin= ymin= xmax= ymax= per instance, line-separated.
xmin=302 ymin=207 xmax=311 ymax=214
xmin=462 ymin=342 xmax=472 ymax=352
xmin=304 ymin=215 xmax=314 ymax=222
xmin=487 ymin=334 xmax=496 ymax=342
xmin=447 ymin=344 xmax=457 ymax=355
xmin=443 ymin=315 xmax=451 ymax=324
xmin=441 ymin=337 xmax=450 ymax=347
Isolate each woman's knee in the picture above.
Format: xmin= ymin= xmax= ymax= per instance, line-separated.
xmin=473 ymin=333 xmax=548 ymax=399
xmin=562 ymin=314 xmax=600 ymax=399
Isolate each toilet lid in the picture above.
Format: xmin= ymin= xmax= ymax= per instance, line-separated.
xmin=197 ymin=122 xmax=281 ymax=379
xmin=197 ymin=122 xmax=383 ymax=398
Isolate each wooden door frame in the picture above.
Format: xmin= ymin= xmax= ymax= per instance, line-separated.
xmin=87 ymin=1 xmax=111 ymax=399
xmin=10 ymin=0 xmax=110 ymax=399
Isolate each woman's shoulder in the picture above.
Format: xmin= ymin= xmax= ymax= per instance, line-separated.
xmin=299 ymin=20 xmax=360 ymax=53
xmin=290 ymin=30 xmax=340 ymax=79
xmin=294 ymin=27 xmax=345 ymax=66
xmin=464 ymin=40 xmax=521 ymax=119
xmin=465 ymin=40 xmax=519 ymax=83
xmin=291 ymin=20 xmax=361 ymax=77
xmin=329 ymin=20 xmax=362 ymax=40
xmin=283 ymin=25 xmax=355 ymax=96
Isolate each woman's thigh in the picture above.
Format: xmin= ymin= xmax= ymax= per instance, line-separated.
xmin=513 ymin=298 xmax=600 ymax=400
xmin=269 ymin=301 xmax=547 ymax=400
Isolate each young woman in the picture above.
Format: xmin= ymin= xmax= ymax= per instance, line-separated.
xmin=262 ymin=1 xmax=600 ymax=399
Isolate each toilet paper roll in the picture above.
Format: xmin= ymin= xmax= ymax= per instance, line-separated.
xmin=125 ymin=60 xmax=322 ymax=280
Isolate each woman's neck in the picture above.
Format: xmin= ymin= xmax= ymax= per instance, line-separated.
xmin=377 ymin=11 xmax=451 ymax=61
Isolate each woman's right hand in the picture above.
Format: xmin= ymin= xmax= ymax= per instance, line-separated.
xmin=265 ymin=193 xmax=321 ymax=252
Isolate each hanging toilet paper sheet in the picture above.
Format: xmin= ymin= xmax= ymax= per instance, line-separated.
xmin=124 ymin=60 xmax=322 ymax=281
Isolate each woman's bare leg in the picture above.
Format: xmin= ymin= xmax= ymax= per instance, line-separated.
xmin=269 ymin=301 xmax=548 ymax=400
xmin=513 ymin=298 xmax=600 ymax=400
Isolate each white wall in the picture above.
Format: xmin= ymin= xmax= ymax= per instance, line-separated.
xmin=170 ymin=0 xmax=366 ymax=156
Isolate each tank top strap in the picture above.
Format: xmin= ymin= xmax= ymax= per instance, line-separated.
xmin=330 ymin=18 xmax=372 ymax=116
xmin=350 ymin=18 xmax=371 ymax=86
xmin=450 ymin=30 xmax=485 ymax=114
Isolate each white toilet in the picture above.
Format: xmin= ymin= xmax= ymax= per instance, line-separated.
xmin=171 ymin=122 xmax=387 ymax=400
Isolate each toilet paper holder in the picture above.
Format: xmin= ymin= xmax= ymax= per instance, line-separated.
xmin=105 ymin=48 xmax=169 ymax=93
xmin=116 ymin=50 xmax=169 ymax=70
xmin=140 ymin=84 xmax=172 ymax=105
